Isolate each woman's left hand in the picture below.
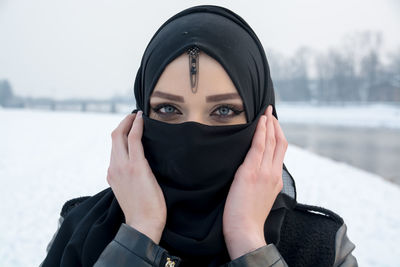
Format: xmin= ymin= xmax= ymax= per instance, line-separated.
xmin=222 ymin=105 xmax=288 ymax=260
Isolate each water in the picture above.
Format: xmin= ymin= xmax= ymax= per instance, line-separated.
xmin=281 ymin=123 xmax=400 ymax=185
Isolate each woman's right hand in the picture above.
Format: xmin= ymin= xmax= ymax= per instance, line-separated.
xmin=107 ymin=111 xmax=167 ymax=244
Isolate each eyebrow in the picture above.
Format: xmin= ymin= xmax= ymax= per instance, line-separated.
xmin=206 ymin=93 xmax=241 ymax=102
xmin=152 ymin=91 xmax=184 ymax=102
xmin=151 ymin=91 xmax=241 ymax=103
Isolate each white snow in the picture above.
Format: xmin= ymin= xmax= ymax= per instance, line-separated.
xmin=276 ymin=102 xmax=400 ymax=129
xmin=0 ymin=108 xmax=399 ymax=267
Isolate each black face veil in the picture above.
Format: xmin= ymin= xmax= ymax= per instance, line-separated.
xmin=134 ymin=4 xmax=296 ymax=265
xmin=41 ymin=5 xmax=297 ymax=267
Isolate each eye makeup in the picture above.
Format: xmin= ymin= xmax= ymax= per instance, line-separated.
xmin=150 ymin=102 xmax=244 ymax=124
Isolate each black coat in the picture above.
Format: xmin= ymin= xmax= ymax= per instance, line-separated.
xmin=41 ymin=185 xmax=357 ymax=267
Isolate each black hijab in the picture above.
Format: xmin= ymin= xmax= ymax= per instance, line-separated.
xmin=41 ymin=5 xmax=296 ymax=267
xmin=134 ymin=5 xmax=276 ymax=121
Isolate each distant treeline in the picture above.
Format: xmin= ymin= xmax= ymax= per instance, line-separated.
xmin=268 ymin=31 xmax=400 ymax=102
xmin=0 ymin=80 xmax=133 ymax=113
xmin=1 ymin=31 xmax=399 ymax=110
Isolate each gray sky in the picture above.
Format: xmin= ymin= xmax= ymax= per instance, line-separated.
xmin=1 ymin=0 xmax=399 ymax=100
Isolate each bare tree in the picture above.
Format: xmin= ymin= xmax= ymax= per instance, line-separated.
xmin=0 ymin=80 xmax=14 ymax=106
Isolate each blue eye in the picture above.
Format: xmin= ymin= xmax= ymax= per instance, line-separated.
xmin=161 ymin=105 xmax=176 ymax=113
xmin=213 ymin=105 xmax=244 ymax=117
xmin=152 ymin=104 xmax=182 ymax=116
xmin=217 ymin=106 xmax=231 ymax=116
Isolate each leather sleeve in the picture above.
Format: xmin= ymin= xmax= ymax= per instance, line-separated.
xmin=223 ymin=244 xmax=288 ymax=267
xmin=93 ymin=223 xmax=181 ymax=267
xmin=44 ymin=217 xmax=357 ymax=267
xmin=42 ymin=217 xmax=181 ymax=267
xmin=96 ymin=223 xmax=289 ymax=267
xmin=333 ymin=223 xmax=358 ymax=267
xmin=44 ymin=217 xmax=288 ymax=267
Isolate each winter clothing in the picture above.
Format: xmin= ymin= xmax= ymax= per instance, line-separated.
xmin=41 ymin=169 xmax=357 ymax=266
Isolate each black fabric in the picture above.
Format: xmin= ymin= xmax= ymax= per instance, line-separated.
xmin=142 ymin=115 xmax=260 ymax=256
xmin=42 ymin=188 xmax=124 ymax=267
xmin=60 ymin=196 xmax=90 ymax=218
xmin=41 ymin=4 xmax=298 ymax=267
xmin=141 ymin=114 xmax=296 ymax=266
xmin=277 ymin=203 xmax=344 ymax=267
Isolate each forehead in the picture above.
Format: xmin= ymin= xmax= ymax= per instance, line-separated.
xmin=151 ymin=52 xmax=241 ymax=101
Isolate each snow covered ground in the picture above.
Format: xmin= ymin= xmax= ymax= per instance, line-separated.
xmin=276 ymin=102 xmax=400 ymax=129
xmin=1 ymin=108 xmax=399 ymax=267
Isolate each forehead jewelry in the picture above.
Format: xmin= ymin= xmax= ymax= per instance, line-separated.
xmin=187 ymin=46 xmax=200 ymax=93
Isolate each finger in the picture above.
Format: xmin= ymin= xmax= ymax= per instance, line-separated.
xmin=242 ymin=115 xmax=267 ymax=169
xmin=119 ymin=113 xmax=137 ymax=136
xmin=128 ymin=110 xmax=145 ymax=160
xmin=272 ymin=116 xmax=288 ymax=167
xmin=261 ymin=105 xmax=276 ymax=166
xmin=111 ymin=114 xmax=136 ymax=160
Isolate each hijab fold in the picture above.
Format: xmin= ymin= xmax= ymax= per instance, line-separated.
xmin=41 ymin=5 xmax=297 ymax=267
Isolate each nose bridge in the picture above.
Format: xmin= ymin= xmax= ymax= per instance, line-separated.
xmin=184 ymin=91 xmax=209 ymax=124
xmin=187 ymin=113 xmax=206 ymax=125
xmin=186 ymin=106 xmax=207 ymax=125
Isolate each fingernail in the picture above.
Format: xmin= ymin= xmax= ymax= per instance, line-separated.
xmin=137 ymin=111 xmax=143 ymax=118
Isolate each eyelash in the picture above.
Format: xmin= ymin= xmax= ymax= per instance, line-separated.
xmin=151 ymin=103 xmax=182 ymax=117
xmin=210 ymin=104 xmax=244 ymax=117
xmin=151 ymin=103 xmax=244 ymax=119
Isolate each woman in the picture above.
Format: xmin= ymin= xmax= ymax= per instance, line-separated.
xmin=41 ymin=5 xmax=357 ymax=267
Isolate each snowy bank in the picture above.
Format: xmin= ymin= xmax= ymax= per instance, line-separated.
xmin=276 ymin=103 xmax=400 ymax=129
xmin=0 ymin=108 xmax=399 ymax=267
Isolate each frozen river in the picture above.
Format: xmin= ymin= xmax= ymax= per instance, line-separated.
xmin=281 ymin=123 xmax=400 ymax=185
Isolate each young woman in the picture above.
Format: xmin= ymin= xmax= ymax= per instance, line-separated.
xmin=41 ymin=5 xmax=357 ymax=267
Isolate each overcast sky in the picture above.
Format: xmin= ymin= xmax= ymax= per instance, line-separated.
xmin=1 ymin=0 xmax=399 ymax=100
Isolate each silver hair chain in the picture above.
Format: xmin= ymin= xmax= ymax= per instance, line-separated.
xmin=187 ymin=47 xmax=200 ymax=93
